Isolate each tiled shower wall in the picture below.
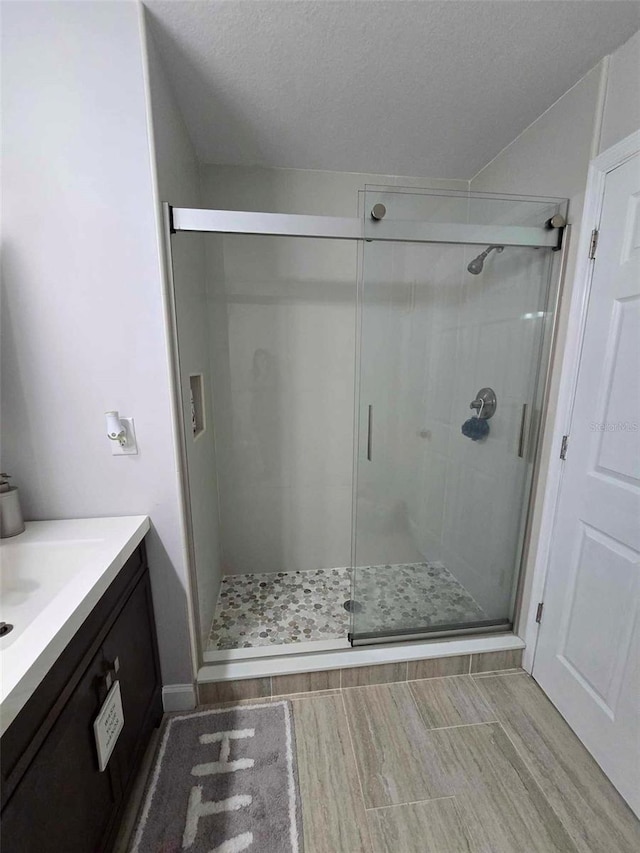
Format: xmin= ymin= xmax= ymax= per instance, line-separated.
xmin=199 ymin=165 xmax=466 ymax=575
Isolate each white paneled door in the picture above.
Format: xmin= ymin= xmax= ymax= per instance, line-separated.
xmin=534 ymin=150 xmax=640 ymax=814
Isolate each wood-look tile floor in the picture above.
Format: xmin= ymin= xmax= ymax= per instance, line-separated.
xmin=292 ymin=671 xmax=640 ymax=853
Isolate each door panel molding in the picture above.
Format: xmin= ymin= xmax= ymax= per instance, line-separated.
xmin=522 ymin=129 xmax=640 ymax=669
xmin=527 ymin=130 xmax=640 ymax=813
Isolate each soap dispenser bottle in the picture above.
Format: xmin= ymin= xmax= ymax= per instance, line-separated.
xmin=0 ymin=473 xmax=26 ymax=538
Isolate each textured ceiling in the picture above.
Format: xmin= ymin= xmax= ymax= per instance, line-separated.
xmin=144 ymin=1 xmax=640 ymax=179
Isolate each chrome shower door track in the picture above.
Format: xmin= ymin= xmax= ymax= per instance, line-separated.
xmin=349 ymin=619 xmax=512 ymax=647
xmin=170 ymin=206 xmax=562 ymax=248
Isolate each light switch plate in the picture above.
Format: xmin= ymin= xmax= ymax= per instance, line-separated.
xmin=111 ymin=417 xmax=138 ymax=455
xmin=94 ymin=680 xmax=125 ymax=772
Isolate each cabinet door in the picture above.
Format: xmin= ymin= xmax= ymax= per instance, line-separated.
xmin=1 ymin=651 xmax=117 ymax=853
xmin=103 ymin=570 xmax=162 ymax=794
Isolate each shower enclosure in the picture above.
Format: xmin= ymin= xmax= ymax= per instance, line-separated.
xmin=166 ymin=186 xmax=568 ymax=658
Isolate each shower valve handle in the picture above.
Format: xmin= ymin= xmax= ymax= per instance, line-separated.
xmin=469 ymin=387 xmax=496 ymax=420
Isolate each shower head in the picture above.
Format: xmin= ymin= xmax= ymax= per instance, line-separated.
xmin=467 ymin=245 xmax=504 ymax=275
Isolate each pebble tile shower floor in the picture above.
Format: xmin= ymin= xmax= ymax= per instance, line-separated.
xmin=208 ymin=562 xmax=487 ymax=650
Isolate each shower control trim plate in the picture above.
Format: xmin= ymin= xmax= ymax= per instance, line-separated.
xmin=470 ymin=388 xmax=496 ymax=419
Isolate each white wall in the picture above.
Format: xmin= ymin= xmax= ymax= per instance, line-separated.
xmin=143 ymin=21 xmax=223 ymax=650
xmin=471 ymin=30 xmax=640 ymax=636
xmin=1 ymin=1 xmax=193 ymax=687
xmin=600 ymin=30 xmax=640 ymax=153
xmin=199 ymin=166 xmax=465 ymax=576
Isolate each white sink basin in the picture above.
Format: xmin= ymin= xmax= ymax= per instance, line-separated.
xmin=0 ymin=539 xmax=103 ymax=647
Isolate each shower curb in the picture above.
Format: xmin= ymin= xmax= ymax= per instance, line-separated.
xmin=196 ymin=640 xmax=524 ymax=705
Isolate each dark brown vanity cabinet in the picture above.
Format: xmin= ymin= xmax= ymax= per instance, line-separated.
xmin=2 ymin=648 xmax=119 ymax=852
xmin=0 ymin=540 xmax=163 ymax=853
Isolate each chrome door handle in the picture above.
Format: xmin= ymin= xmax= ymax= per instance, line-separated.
xmin=518 ymin=403 xmax=528 ymax=458
xmin=367 ymin=405 xmax=373 ymax=461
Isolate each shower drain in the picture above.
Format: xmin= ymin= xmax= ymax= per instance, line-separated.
xmin=343 ymin=599 xmax=362 ymax=614
xmin=0 ymin=622 xmax=14 ymax=638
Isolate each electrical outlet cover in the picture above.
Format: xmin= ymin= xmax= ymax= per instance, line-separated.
xmin=111 ymin=417 xmax=138 ymax=455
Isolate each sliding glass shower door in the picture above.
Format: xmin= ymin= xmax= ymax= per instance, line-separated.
xmin=350 ymin=187 xmax=567 ymax=644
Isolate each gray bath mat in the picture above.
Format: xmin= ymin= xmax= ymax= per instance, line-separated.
xmin=130 ymin=701 xmax=304 ymax=853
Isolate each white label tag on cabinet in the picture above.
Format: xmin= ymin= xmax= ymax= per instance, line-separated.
xmin=93 ymin=680 xmax=125 ymax=772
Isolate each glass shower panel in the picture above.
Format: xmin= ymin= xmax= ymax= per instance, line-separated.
xmin=204 ymin=232 xmax=359 ymax=587
xmin=350 ymin=188 xmax=565 ymax=643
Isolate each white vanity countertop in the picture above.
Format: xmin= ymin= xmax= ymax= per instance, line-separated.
xmin=0 ymin=515 xmax=150 ymax=736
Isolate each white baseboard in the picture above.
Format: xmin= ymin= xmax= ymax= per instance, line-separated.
xmin=162 ymin=683 xmax=196 ymax=712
